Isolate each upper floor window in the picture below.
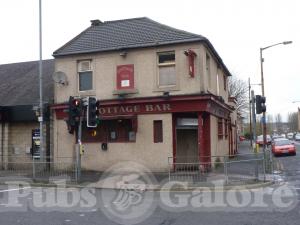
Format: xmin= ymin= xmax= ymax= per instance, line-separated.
xmin=223 ymin=74 xmax=227 ymax=91
xmin=78 ymin=60 xmax=93 ymax=91
xmin=216 ymin=72 xmax=220 ymax=95
xmin=206 ymin=53 xmax=211 ymax=88
xmin=218 ymin=118 xmax=223 ymax=139
xmin=157 ymin=51 xmax=176 ymax=87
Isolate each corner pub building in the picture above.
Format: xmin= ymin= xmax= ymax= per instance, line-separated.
xmin=51 ymin=17 xmax=238 ymax=172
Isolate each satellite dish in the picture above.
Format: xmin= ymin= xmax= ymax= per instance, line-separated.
xmin=52 ymin=71 xmax=68 ymax=85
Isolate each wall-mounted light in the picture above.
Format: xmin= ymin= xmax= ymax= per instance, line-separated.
xmin=119 ymin=51 xmax=128 ymax=57
xmin=163 ymin=91 xmax=170 ymax=99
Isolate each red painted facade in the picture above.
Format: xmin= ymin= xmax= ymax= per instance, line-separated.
xmin=52 ymin=93 xmax=233 ymax=163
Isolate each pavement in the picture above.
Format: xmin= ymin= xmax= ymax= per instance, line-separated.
xmin=0 ymin=142 xmax=300 ymax=225
xmin=0 ymin=141 xmax=273 ymax=191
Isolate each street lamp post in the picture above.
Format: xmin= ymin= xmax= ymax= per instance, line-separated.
xmin=260 ymin=41 xmax=292 ymax=165
xmin=39 ymin=0 xmax=44 ymax=161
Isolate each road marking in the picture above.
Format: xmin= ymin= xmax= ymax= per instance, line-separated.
xmin=0 ymin=187 xmax=31 ymax=193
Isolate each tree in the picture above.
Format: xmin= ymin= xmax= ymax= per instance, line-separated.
xmin=267 ymin=114 xmax=274 ymax=134
xmin=228 ymin=75 xmax=248 ymax=116
xmin=275 ymin=113 xmax=282 ymax=133
xmin=287 ymin=112 xmax=298 ymax=132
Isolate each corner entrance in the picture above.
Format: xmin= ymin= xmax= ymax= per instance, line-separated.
xmin=175 ymin=117 xmax=199 ymax=163
xmin=176 ymin=128 xmax=198 ymax=163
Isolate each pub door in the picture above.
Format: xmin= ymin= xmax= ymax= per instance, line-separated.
xmin=176 ymin=128 xmax=198 ymax=163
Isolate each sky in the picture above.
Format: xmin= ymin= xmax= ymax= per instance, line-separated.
xmin=0 ymin=0 xmax=299 ymax=121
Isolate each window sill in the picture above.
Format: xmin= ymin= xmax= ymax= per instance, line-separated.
xmin=153 ymin=86 xmax=180 ymax=92
xmin=78 ymin=90 xmax=96 ymax=96
xmin=113 ymin=89 xmax=139 ymax=95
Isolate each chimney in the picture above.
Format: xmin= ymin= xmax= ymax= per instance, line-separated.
xmin=90 ymin=19 xmax=102 ymax=26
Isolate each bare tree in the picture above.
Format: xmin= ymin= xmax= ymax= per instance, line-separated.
xmin=228 ymin=75 xmax=248 ymax=116
xmin=287 ymin=112 xmax=298 ymax=132
xmin=275 ymin=113 xmax=282 ymax=133
xmin=267 ymin=114 xmax=274 ymax=134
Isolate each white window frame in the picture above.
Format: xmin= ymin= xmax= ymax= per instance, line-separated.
xmin=78 ymin=60 xmax=93 ymax=92
xmin=157 ymin=51 xmax=176 ymax=88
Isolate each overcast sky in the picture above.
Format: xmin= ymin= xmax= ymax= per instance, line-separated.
xmin=0 ymin=0 xmax=299 ymax=121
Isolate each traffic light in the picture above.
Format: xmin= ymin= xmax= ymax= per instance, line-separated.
xmin=87 ymin=97 xmax=97 ymax=127
xmin=67 ymin=96 xmax=82 ymax=134
xmin=255 ymin=95 xmax=266 ymax=114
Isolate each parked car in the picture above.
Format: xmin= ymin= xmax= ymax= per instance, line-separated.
xmin=239 ymin=136 xmax=246 ymax=141
xmin=256 ymin=135 xmax=271 ymax=146
xmin=271 ymin=138 xmax=296 ymax=156
xmin=287 ymin=133 xmax=294 ymax=140
xmin=280 ymin=133 xmax=286 ymax=138
xmin=295 ymin=133 xmax=300 ymax=141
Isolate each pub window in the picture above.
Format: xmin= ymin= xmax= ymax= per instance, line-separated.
xmin=225 ymin=119 xmax=228 ymax=139
xmin=223 ymin=74 xmax=227 ymax=91
xmin=218 ymin=118 xmax=223 ymax=139
xmin=78 ymin=60 xmax=93 ymax=91
xmin=157 ymin=51 xmax=176 ymax=87
xmin=153 ymin=120 xmax=163 ymax=143
xmin=81 ymin=119 xmax=135 ymax=143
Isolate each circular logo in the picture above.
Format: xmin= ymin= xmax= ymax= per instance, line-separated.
xmin=99 ymin=161 xmax=158 ymax=225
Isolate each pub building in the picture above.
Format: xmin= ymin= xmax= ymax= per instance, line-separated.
xmin=51 ymin=17 xmax=238 ymax=172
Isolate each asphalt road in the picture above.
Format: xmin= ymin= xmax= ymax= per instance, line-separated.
xmin=0 ymin=144 xmax=300 ymax=225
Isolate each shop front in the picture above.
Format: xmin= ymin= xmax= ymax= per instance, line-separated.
xmin=53 ymin=94 xmax=233 ymax=172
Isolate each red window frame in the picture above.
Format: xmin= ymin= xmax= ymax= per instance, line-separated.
xmin=153 ymin=120 xmax=163 ymax=143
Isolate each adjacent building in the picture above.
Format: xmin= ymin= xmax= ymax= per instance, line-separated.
xmin=0 ymin=60 xmax=54 ymax=165
xmin=51 ymin=17 xmax=238 ymax=172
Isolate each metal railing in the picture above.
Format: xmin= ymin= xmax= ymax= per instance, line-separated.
xmin=168 ymin=153 xmax=267 ymax=185
xmin=0 ymin=156 xmax=77 ymax=183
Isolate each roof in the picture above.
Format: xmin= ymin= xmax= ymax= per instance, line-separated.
xmin=53 ymin=17 xmax=231 ymax=76
xmin=0 ymin=59 xmax=54 ymax=106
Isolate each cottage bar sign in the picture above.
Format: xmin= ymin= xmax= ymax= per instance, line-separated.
xmin=98 ymin=103 xmax=172 ymax=116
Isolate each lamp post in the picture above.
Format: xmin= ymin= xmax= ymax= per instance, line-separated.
xmin=39 ymin=0 xmax=44 ymax=161
xmin=260 ymin=41 xmax=292 ymax=157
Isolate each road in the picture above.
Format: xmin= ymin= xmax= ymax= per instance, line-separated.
xmin=0 ymin=143 xmax=299 ymax=225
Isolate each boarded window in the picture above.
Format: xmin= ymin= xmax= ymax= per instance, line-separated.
xmin=153 ymin=120 xmax=163 ymax=143
xmin=218 ymin=118 xmax=223 ymax=139
xmin=158 ymin=51 xmax=176 ymax=87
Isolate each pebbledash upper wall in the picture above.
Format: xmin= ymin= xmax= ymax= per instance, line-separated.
xmin=52 ymin=17 xmax=231 ymax=104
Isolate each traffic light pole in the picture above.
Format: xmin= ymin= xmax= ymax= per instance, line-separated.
xmin=248 ymin=78 xmax=253 ymax=147
xmin=251 ymin=91 xmax=257 ymax=146
xmin=76 ymin=114 xmax=82 ymax=182
xmin=260 ymin=49 xmax=267 ymax=159
xmin=251 ymin=90 xmax=258 ymax=181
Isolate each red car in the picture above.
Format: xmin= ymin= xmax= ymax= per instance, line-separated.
xmin=272 ymin=138 xmax=296 ymax=156
xmin=256 ymin=135 xmax=271 ymax=146
xmin=239 ymin=136 xmax=246 ymax=141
